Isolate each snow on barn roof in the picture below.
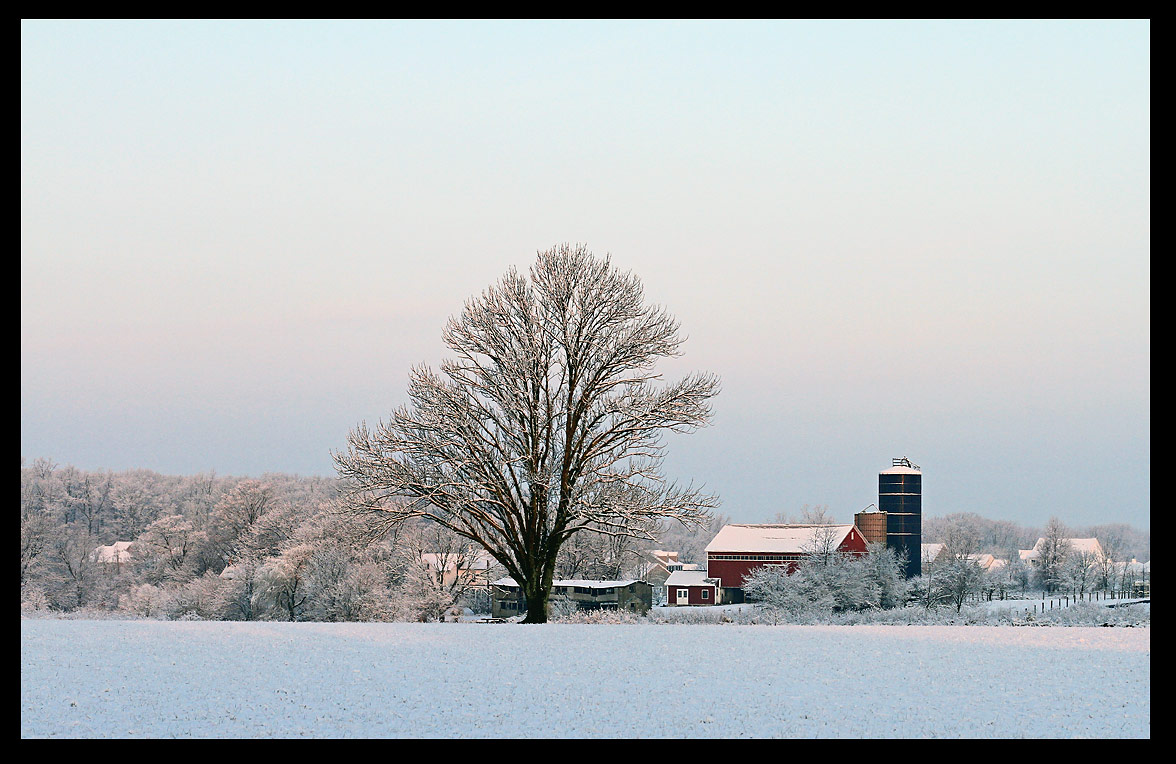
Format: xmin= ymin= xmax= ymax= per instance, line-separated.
xmin=492 ymin=578 xmax=640 ymax=589
xmin=664 ymin=570 xmax=718 ymax=588
xmin=704 ymin=524 xmax=858 ymax=554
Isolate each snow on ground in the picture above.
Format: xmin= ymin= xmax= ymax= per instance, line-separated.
xmin=21 ymin=620 xmax=1149 ymax=738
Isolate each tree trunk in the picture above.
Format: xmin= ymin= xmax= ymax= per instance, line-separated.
xmin=521 ymin=579 xmax=550 ymax=623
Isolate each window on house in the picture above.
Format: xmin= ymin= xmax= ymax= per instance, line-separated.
xmin=701 ymin=589 xmax=709 ymax=600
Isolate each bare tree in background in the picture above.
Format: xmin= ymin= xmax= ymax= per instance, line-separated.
xmin=1095 ymin=529 xmax=1122 ymax=592
xmin=334 ymin=244 xmax=720 ymax=623
xmin=939 ymin=515 xmax=986 ymax=612
xmin=1065 ymin=545 xmax=1099 ymax=595
xmin=774 ymin=504 xmax=835 ymax=524
xmin=802 ymin=523 xmax=843 ymax=568
xmin=393 ymin=519 xmax=499 ymax=622
xmin=1035 ymin=516 xmax=1071 ymax=593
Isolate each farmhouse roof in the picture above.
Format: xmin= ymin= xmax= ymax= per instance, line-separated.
xmin=921 ymin=543 xmax=946 ymax=563
xmin=420 ymin=550 xmax=495 ymax=571
xmin=1031 ymin=537 xmax=1104 ymax=556
xmin=492 ymin=578 xmax=640 ymax=589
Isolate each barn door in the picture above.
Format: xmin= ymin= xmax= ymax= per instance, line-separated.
xmin=676 ymin=588 xmax=690 ymax=605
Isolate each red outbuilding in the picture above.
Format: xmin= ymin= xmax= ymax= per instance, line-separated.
xmin=705 ymin=524 xmax=870 ymax=590
xmin=664 ymin=569 xmax=722 ymax=606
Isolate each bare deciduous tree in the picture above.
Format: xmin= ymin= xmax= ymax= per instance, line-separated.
xmin=1035 ymin=516 xmax=1070 ymax=593
xmin=1065 ymin=546 xmax=1100 ymax=595
xmin=334 ymin=245 xmax=720 ymax=622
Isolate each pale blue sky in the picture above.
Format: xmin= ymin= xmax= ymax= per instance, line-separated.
xmin=21 ymin=20 xmax=1150 ymax=529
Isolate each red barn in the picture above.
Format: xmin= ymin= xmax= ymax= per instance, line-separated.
xmin=705 ymin=524 xmax=870 ymax=589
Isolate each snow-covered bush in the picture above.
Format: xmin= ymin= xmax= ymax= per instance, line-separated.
xmin=742 ymin=543 xmax=910 ymax=622
xmin=121 ymin=583 xmax=166 ymax=618
xmin=553 ymin=607 xmax=641 ymax=624
xmin=20 ymin=585 xmax=51 ymax=612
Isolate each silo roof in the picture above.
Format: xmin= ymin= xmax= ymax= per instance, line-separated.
xmin=880 ymin=465 xmax=921 ymax=474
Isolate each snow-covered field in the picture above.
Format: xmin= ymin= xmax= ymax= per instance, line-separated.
xmin=21 ymin=620 xmax=1149 ymax=738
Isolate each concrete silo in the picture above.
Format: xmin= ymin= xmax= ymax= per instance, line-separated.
xmin=879 ymin=457 xmax=922 ymax=578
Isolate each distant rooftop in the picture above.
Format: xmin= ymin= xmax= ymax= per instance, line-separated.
xmin=492 ymin=578 xmax=640 ymax=589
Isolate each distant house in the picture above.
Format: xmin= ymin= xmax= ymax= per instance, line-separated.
xmin=649 ymin=550 xmax=679 ymax=566
xmin=923 ymin=545 xmax=1005 ymax=573
xmin=1115 ymin=558 xmax=1151 ymax=596
xmin=490 ymin=578 xmax=653 ymax=618
xmin=966 ymin=553 xmax=999 ymax=572
xmin=627 ymin=550 xmax=678 ymax=587
xmin=664 ymin=569 xmax=721 ymax=606
xmin=704 ymin=524 xmax=870 ymax=595
xmin=921 ymin=543 xmax=948 ymax=568
xmin=419 ymin=550 xmax=498 ymax=589
xmin=628 ymin=550 xmax=702 ymax=589
xmin=91 ymin=541 xmax=134 ymax=571
xmin=1019 ymin=537 xmax=1105 ymax=565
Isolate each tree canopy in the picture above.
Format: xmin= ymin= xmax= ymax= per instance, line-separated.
xmin=334 ymin=244 xmax=720 ymax=622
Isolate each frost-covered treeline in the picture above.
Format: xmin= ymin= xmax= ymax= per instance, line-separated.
xmin=18 ymin=459 xmax=522 ymax=621
xmin=913 ymin=513 xmax=1150 ymax=608
xmin=922 ymin=512 xmax=1150 ymax=563
xmin=21 ymin=459 xmax=724 ymax=622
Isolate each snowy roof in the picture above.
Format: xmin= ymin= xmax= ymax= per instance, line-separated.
xmin=492 ymin=578 xmax=639 ymax=589
xmin=92 ymin=541 xmax=133 ymax=564
xmin=664 ymin=570 xmax=718 ymax=588
xmin=879 ymin=465 xmax=921 ymax=475
xmin=966 ymin=553 xmax=997 ymax=570
xmin=704 ymin=524 xmax=858 ymax=554
xmin=921 ymin=543 xmax=946 ymax=562
xmin=420 ymin=551 xmax=495 ymax=571
xmin=1031 ymin=537 xmax=1104 ymax=556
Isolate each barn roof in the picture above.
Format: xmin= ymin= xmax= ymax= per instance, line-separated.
xmin=704 ymin=524 xmax=858 ymax=554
